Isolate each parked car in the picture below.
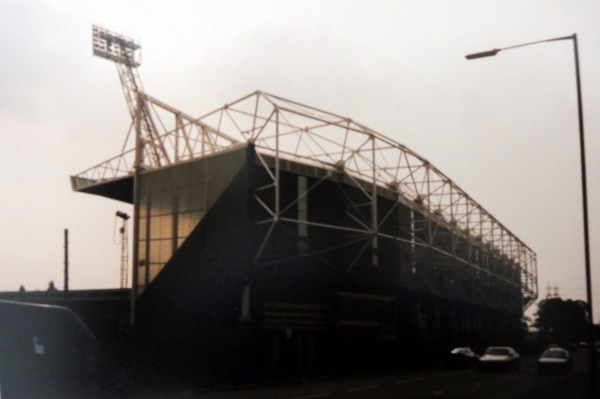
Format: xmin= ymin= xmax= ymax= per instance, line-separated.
xmin=478 ymin=346 xmax=520 ymax=372
xmin=0 ymin=299 xmax=114 ymax=398
xmin=537 ymin=347 xmax=573 ymax=375
xmin=446 ymin=347 xmax=479 ymax=368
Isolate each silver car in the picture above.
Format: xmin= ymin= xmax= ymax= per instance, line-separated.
xmin=537 ymin=347 xmax=573 ymax=375
xmin=478 ymin=346 xmax=520 ymax=372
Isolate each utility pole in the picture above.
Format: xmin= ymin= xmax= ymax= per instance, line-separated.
xmin=64 ymin=228 xmax=69 ymax=303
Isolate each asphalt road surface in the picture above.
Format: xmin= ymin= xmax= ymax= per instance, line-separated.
xmin=134 ymin=351 xmax=598 ymax=399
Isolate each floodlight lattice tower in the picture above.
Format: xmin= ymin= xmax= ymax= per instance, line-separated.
xmin=116 ymin=211 xmax=130 ymax=288
xmin=92 ymin=25 xmax=165 ymax=167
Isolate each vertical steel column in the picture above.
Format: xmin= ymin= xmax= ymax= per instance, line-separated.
xmin=371 ymin=135 xmax=379 ymax=265
xmin=275 ymin=106 xmax=280 ymax=219
xmin=130 ymin=92 xmax=143 ymax=325
xmin=64 ymin=228 xmax=69 ymax=303
xmin=449 ymin=186 xmax=456 ymax=254
xmin=426 ymin=164 xmax=432 ymax=248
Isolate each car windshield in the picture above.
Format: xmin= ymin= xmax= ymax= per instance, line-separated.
xmin=485 ymin=347 xmax=509 ymax=356
xmin=542 ymin=349 xmax=567 ymax=359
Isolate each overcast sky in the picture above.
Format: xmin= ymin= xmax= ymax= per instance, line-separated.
xmin=1 ymin=1 xmax=599 ymax=320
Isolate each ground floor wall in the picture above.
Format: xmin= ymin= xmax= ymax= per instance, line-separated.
xmin=132 ymin=291 xmax=524 ymax=375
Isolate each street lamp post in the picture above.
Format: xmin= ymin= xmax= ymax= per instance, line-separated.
xmin=466 ymin=34 xmax=596 ymax=396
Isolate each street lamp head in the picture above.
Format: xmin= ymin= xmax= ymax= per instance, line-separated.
xmin=116 ymin=211 xmax=130 ymax=220
xmin=466 ymin=36 xmax=576 ymax=61
xmin=465 ymin=49 xmax=501 ymax=60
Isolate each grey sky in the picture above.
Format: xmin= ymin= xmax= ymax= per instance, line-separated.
xmin=1 ymin=1 xmax=599 ymax=320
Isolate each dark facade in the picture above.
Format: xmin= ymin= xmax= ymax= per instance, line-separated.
xmin=121 ymin=144 xmax=525 ymax=368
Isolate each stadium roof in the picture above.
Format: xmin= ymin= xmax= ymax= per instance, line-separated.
xmin=71 ymin=90 xmax=537 ymax=307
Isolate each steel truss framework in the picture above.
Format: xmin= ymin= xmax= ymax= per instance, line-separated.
xmin=72 ymin=90 xmax=538 ymax=309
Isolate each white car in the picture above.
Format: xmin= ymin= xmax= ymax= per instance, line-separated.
xmin=478 ymin=346 xmax=520 ymax=372
xmin=537 ymin=347 xmax=573 ymax=374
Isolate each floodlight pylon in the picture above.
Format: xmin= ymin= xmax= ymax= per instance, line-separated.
xmin=92 ymin=25 xmax=166 ymax=167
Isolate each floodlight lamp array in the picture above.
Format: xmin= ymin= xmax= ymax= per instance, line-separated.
xmin=92 ymin=25 xmax=141 ymax=67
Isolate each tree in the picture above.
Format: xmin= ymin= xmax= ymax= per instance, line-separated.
xmin=534 ymin=297 xmax=588 ymax=346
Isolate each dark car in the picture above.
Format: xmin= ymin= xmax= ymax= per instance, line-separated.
xmin=0 ymin=299 xmax=114 ymax=398
xmin=478 ymin=346 xmax=520 ymax=372
xmin=537 ymin=347 xmax=573 ymax=375
xmin=446 ymin=347 xmax=479 ymax=368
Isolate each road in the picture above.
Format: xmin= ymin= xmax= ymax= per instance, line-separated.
xmin=134 ymin=351 xmax=597 ymax=399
